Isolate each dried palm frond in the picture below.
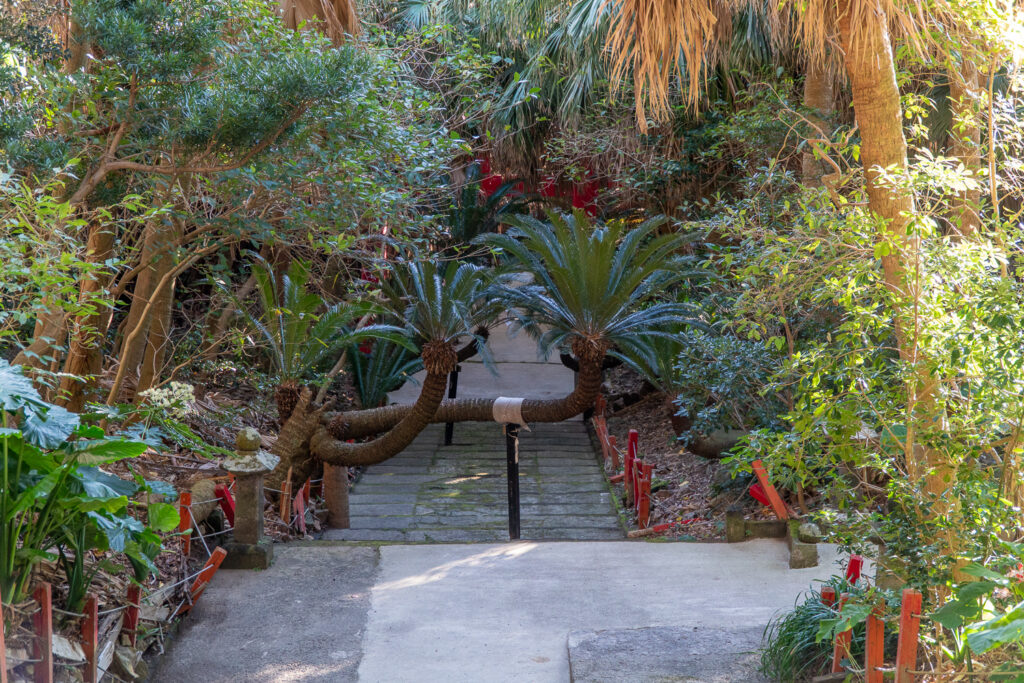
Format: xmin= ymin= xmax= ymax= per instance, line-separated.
xmin=280 ymin=0 xmax=360 ymax=44
xmin=603 ymin=0 xmax=720 ymax=131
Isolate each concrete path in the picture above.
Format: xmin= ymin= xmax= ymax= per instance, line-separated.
xmin=327 ymin=319 xmax=621 ymax=542
xmin=324 ymin=422 xmax=623 ymax=542
xmin=155 ymin=540 xmax=846 ymax=682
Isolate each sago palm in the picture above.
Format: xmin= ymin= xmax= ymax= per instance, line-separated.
xmin=314 ymin=210 xmax=703 ymax=465
xmin=237 ymin=255 xmax=409 ymax=419
xmin=311 ymin=258 xmax=501 ymax=465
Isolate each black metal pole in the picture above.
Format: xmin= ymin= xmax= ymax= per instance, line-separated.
xmin=444 ymin=365 xmax=460 ymax=446
xmin=505 ymin=423 xmax=520 ymax=540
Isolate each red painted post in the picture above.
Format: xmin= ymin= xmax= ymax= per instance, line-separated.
xmin=895 ymin=589 xmax=923 ymax=683
xmin=177 ymin=547 xmax=228 ymax=616
xmin=190 ymin=547 xmax=228 ymax=597
xmin=608 ymin=435 xmax=620 ymax=470
xmin=81 ymin=595 xmax=98 ymax=683
xmin=865 ymin=604 xmax=885 ymax=683
xmin=214 ymin=485 xmax=235 ymax=526
xmin=638 ymin=474 xmax=651 ymax=529
xmin=1 ymin=600 xmax=8 ymax=683
xmin=820 ymin=586 xmax=837 ymax=609
xmin=178 ymin=492 xmax=192 ymax=556
xmin=846 ymin=554 xmax=864 ymax=584
xmin=32 ymin=583 xmax=53 ymax=683
xmin=750 ymin=459 xmax=789 ymax=520
xmin=124 ymin=584 xmax=142 ymax=648
xmin=303 ymin=479 xmax=311 ymax=502
xmin=831 ymin=593 xmax=852 ymax=673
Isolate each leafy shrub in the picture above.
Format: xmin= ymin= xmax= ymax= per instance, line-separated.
xmin=0 ymin=361 xmax=178 ymax=607
xmin=674 ymin=329 xmax=785 ymax=443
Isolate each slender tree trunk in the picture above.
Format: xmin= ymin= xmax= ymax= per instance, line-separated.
xmin=948 ymin=62 xmax=982 ymax=237
xmin=57 ymin=223 xmax=117 ymax=411
xmin=801 ymin=59 xmax=835 ymax=187
xmin=838 ymin=0 xmax=951 ymax=522
xmin=11 ymin=301 xmax=67 ymax=372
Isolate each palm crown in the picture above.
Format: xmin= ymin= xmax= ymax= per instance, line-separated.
xmin=479 ymin=210 xmax=705 ymax=364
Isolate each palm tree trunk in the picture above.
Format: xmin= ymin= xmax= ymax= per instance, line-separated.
xmin=311 ymin=369 xmax=449 ymax=467
xmin=948 ymin=62 xmax=982 ymax=238
xmin=838 ymin=0 xmax=951 ymax=519
xmin=313 ymin=355 xmax=604 ymax=466
xmin=801 ymin=59 xmax=835 ymax=187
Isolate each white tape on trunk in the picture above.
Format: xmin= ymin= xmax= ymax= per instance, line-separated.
xmin=492 ymin=396 xmax=530 ymax=430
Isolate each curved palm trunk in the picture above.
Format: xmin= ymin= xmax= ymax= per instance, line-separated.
xmin=311 ymin=369 xmax=449 ymax=466
xmin=315 ymin=355 xmax=604 ymax=457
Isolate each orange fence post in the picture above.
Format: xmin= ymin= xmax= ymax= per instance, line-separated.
xmin=81 ymin=595 xmax=98 ymax=683
xmin=178 ymin=492 xmax=193 ymax=556
xmin=820 ymin=586 xmax=837 ymax=609
xmin=750 ymin=459 xmax=789 ymax=520
xmin=895 ymin=589 xmax=923 ymax=683
xmin=124 ymin=584 xmax=142 ymax=647
xmin=32 ymin=583 xmax=53 ymax=683
xmin=865 ymin=604 xmax=885 ymax=683
xmin=608 ymin=435 xmax=620 ymax=470
xmin=831 ymin=593 xmax=852 ymax=673
xmin=177 ymin=547 xmax=228 ymax=616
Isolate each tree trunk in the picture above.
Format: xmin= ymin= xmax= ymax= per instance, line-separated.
xmin=801 ymin=59 xmax=835 ymax=187
xmin=57 ymin=223 xmax=116 ymax=411
xmin=323 ymin=463 xmax=350 ymax=529
xmin=267 ymin=388 xmax=331 ymax=491
xmin=11 ymin=300 xmax=67 ymax=373
xmin=948 ymin=62 xmax=982 ymax=238
xmin=321 ymin=354 xmax=605 ymax=442
xmin=838 ymin=0 xmax=951 ymax=520
xmin=311 ymin=369 xmax=450 ymax=467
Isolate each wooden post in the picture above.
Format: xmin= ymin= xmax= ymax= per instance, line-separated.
xmin=323 ymin=463 xmax=350 ymax=529
xmin=750 ymin=459 xmax=789 ymax=520
xmin=625 ymin=430 xmax=638 ymax=506
xmin=32 ymin=583 xmax=53 ymax=683
xmin=176 ymin=547 xmax=228 ymax=616
xmin=637 ymin=472 xmax=651 ymax=529
xmin=895 ymin=589 xmax=923 ymax=683
xmin=846 ymin=554 xmax=864 ymax=584
xmin=608 ymin=435 xmax=620 ymax=470
xmin=214 ymin=485 xmax=235 ymax=526
xmin=865 ymin=604 xmax=885 ymax=683
xmin=81 ymin=595 xmax=98 ymax=683
xmin=124 ymin=584 xmax=142 ymax=648
xmin=178 ymin=491 xmax=192 ymax=556
xmin=303 ymin=479 xmax=311 ymax=502
xmin=280 ymin=466 xmax=293 ymax=524
xmin=831 ymin=593 xmax=852 ymax=673
xmin=820 ymin=586 xmax=837 ymax=609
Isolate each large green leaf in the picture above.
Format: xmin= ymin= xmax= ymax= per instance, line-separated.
xmin=68 ymin=439 xmax=148 ymax=466
xmin=20 ymin=403 xmax=80 ymax=449
xmin=147 ymin=502 xmax=180 ymax=532
xmin=77 ymin=466 xmax=139 ymax=500
xmin=0 ymin=360 xmax=40 ymax=410
xmin=966 ymin=602 xmax=1024 ymax=653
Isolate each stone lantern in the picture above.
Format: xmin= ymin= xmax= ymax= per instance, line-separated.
xmin=222 ymin=427 xmax=279 ymax=569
